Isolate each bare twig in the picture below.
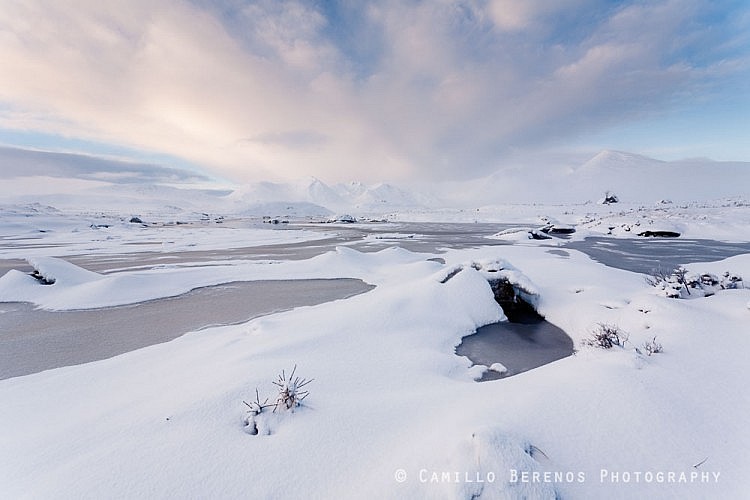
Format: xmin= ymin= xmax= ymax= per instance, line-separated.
xmin=693 ymin=457 xmax=709 ymax=469
xmin=243 ymin=388 xmax=272 ymax=414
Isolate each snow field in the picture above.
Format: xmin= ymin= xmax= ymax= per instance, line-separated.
xmin=1 ymin=243 xmax=748 ymax=498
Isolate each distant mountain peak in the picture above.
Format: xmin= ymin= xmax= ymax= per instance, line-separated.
xmin=581 ymin=150 xmax=663 ymax=171
xmin=225 ymin=177 xmax=429 ymax=213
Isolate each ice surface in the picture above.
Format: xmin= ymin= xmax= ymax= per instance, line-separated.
xmin=0 ymin=278 xmax=373 ymax=379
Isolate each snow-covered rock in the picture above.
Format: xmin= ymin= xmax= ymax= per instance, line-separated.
xmin=27 ymin=256 xmax=102 ymax=287
xmin=489 ymin=362 xmax=508 ymax=374
xmin=329 ymin=214 xmax=357 ymax=223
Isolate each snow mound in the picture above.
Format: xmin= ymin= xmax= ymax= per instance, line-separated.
xmin=581 ymin=214 xmax=685 ymax=238
xmin=0 ymin=257 xmax=104 ymax=309
xmin=435 ymin=257 xmax=540 ymax=319
xmin=489 ymin=362 xmax=508 ymax=374
xmin=440 ymin=428 xmax=558 ymax=499
xmin=0 ymin=257 xmax=105 ymax=305
xmin=470 ymin=258 xmax=540 ymax=307
xmin=27 ymin=256 xmax=102 ymax=286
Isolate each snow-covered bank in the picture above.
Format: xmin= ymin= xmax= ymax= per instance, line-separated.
xmin=0 ymin=205 xmax=330 ymax=261
xmin=1 ymin=245 xmax=748 ymax=498
xmin=0 ymin=247 xmax=435 ymax=310
xmin=390 ymin=200 xmax=750 ymax=243
xmin=5 ymin=199 xmax=750 ymax=276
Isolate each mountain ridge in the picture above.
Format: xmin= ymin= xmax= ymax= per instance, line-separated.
xmin=1 ymin=146 xmax=748 ymax=213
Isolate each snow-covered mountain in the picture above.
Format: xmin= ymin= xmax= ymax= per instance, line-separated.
xmin=226 ymin=177 xmax=435 ymax=214
xmin=350 ymin=182 xmax=431 ymax=208
xmin=227 ymin=178 xmax=339 ymax=207
xmin=571 ymin=150 xmax=750 ymax=203
xmin=2 ymin=146 xmax=748 ymax=216
xmin=439 ymin=150 xmax=750 ymax=207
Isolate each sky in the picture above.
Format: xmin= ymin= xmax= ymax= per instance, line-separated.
xmin=0 ymin=0 xmax=748 ymax=185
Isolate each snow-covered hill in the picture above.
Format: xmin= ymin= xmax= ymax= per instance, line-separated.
xmin=1 ymin=146 xmax=748 ymax=216
xmin=438 ymin=150 xmax=750 ymax=207
xmin=226 ymin=177 xmax=436 ymax=214
xmin=571 ymin=150 xmax=750 ymax=203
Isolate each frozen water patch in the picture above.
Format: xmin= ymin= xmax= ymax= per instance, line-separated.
xmin=0 ymin=278 xmax=373 ymax=379
xmin=569 ymin=237 xmax=750 ymax=274
xmin=450 ymin=258 xmax=574 ymax=380
xmin=456 ymin=310 xmax=574 ymax=381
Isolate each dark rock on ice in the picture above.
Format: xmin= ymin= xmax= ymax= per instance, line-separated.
xmin=637 ymin=230 xmax=680 ymax=238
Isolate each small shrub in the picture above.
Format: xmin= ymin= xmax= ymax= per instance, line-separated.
xmin=721 ymin=272 xmax=744 ymax=289
xmin=242 ymin=388 xmax=272 ymax=435
xmin=582 ymin=323 xmax=628 ymax=349
xmin=273 ymin=365 xmax=313 ymax=412
xmin=243 ymin=388 xmax=272 ymax=416
xmin=643 ymin=336 xmax=663 ymax=356
xmin=646 ymin=266 xmax=691 ymax=298
xmin=648 ymin=267 xmax=744 ymax=298
xmin=242 ymin=365 xmax=313 ymax=435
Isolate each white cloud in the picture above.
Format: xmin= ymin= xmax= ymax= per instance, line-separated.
xmin=0 ymin=0 xmax=747 ymax=183
xmin=0 ymin=0 xmax=365 ymax=181
xmin=486 ymin=0 xmax=591 ymax=32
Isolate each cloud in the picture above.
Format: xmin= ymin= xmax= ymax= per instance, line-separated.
xmin=486 ymin=0 xmax=589 ymax=32
xmin=241 ymin=130 xmax=328 ymax=149
xmin=0 ymin=0 xmax=747 ymax=183
xmin=0 ymin=146 xmax=210 ymax=185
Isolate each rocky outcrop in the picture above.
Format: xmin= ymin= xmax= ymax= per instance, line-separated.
xmin=439 ymin=259 xmax=541 ymax=321
xmin=637 ymin=230 xmax=680 ymax=238
xmin=539 ymin=224 xmax=576 ymax=235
